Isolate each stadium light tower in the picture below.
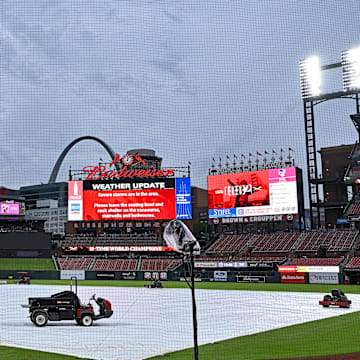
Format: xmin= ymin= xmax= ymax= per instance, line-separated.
xmin=299 ymin=50 xmax=360 ymax=229
xmin=300 ymin=56 xmax=322 ymax=98
xmin=342 ymin=46 xmax=360 ymax=91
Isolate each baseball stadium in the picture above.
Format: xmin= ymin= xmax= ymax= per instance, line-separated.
xmin=2 ymin=2 xmax=360 ymax=360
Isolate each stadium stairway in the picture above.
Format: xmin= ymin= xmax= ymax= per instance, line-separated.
xmin=291 ymin=232 xmax=307 ymax=253
xmin=52 ymin=255 xmax=59 ymax=270
xmin=349 ymin=231 xmax=360 ymax=257
xmin=342 ymin=191 xmax=360 ymax=218
xmin=136 ymin=257 xmax=142 ymax=271
xmin=88 ymin=257 xmax=97 ymax=270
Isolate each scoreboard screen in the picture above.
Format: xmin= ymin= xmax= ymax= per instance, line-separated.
xmin=68 ymin=178 xmax=191 ymax=221
xmin=208 ymin=167 xmax=298 ymax=218
xmin=0 ymin=202 xmax=25 ymax=216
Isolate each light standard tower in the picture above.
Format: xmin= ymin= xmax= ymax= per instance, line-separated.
xmin=299 ymin=48 xmax=360 ymax=229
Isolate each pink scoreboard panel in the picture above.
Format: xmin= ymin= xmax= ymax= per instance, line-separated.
xmin=208 ymin=167 xmax=299 ymax=219
xmin=0 ymin=202 xmax=24 ymax=216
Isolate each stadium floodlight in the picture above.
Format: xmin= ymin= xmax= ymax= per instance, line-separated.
xmin=342 ymin=46 xmax=360 ymax=91
xmin=299 ymin=56 xmax=321 ymax=99
xmin=163 ymin=220 xmax=200 ymax=360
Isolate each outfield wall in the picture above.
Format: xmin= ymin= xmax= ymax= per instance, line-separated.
xmin=0 ymin=269 xmax=344 ymax=284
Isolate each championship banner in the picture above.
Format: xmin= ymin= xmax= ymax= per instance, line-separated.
xmin=86 ymin=246 xmax=176 ymax=252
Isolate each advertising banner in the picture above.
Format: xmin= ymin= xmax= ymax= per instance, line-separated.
xmin=214 ymin=271 xmax=228 ymax=282
xmin=60 ymin=270 xmax=85 ymax=280
xmin=218 ymin=261 xmax=248 ymax=268
xmin=280 ymin=272 xmax=305 ymax=283
xmin=237 ymin=275 xmax=266 ymax=283
xmin=278 ymin=266 xmax=297 ymax=272
xmin=119 ymin=271 xmax=137 ymax=280
xmin=309 ymin=272 xmax=339 ymax=284
xmin=194 ymin=261 xmax=248 ymax=268
xmin=208 ymin=167 xmax=298 ymax=219
xmin=0 ymin=203 xmax=20 ymax=215
xmin=160 ymin=272 xmax=168 ymax=280
xmin=278 ymin=265 xmax=340 ymax=273
xmin=96 ymin=271 xmax=115 ymax=280
xmin=175 ymin=178 xmax=192 ymax=219
xmin=195 ymin=262 xmax=218 ymax=268
xmin=68 ymin=181 xmax=83 ymax=221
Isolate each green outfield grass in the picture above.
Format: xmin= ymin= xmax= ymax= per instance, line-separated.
xmin=146 ymin=311 xmax=360 ymax=360
xmin=0 ymin=346 xmax=90 ymax=360
xmin=0 ymin=258 xmax=55 ymax=270
xmin=3 ymin=278 xmax=360 ymax=294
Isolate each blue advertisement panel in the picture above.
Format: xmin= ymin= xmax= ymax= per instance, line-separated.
xmin=175 ymin=178 xmax=192 ymax=219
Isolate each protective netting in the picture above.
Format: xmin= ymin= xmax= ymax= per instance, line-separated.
xmin=1 ymin=1 xmax=360 ymax=359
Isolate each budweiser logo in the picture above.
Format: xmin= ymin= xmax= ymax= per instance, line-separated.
xmin=83 ymin=153 xmax=175 ymax=180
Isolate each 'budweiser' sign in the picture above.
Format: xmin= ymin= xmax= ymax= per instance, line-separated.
xmin=83 ymin=153 xmax=175 ymax=180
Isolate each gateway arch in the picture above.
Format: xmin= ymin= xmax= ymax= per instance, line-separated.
xmin=48 ymin=136 xmax=119 ymax=183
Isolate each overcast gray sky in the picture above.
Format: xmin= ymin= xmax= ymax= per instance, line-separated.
xmin=1 ymin=0 xmax=360 ymax=203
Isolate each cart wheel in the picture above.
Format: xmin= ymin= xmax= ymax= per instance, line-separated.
xmin=33 ymin=311 xmax=48 ymax=327
xmin=80 ymin=314 xmax=93 ymax=327
xmin=76 ymin=318 xmax=82 ymax=325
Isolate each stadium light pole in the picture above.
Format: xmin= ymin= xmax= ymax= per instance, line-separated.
xmin=163 ymin=220 xmax=200 ymax=360
xmin=299 ymin=56 xmax=322 ymax=229
xmin=299 ymin=49 xmax=360 ymax=229
xmin=189 ymin=241 xmax=199 ymax=360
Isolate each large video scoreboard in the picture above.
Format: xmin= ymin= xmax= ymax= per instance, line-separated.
xmin=208 ymin=167 xmax=301 ymax=220
xmin=68 ymin=178 xmax=192 ymax=221
xmin=0 ymin=201 xmax=25 ymax=216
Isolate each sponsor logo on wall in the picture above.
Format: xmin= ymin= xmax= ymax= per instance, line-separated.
xmin=309 ymin=272 xmax=338 ymax=284
xmin=280 ymin=272 xmax=305 ymax=283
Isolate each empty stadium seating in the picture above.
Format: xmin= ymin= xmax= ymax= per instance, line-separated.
xmin=55 ymin=233 xmax=165 ymax=247
xmin=140 ymin=258 xmax=181 ymax=271
xmin=250 ymin=233 xmax=300 ymax=253
xmin=58 ymin=257 xmax=93 ymax=270
xmin=349 ymin=201 xmax=360 ymax=215
xmin=207 ymin=234 xmax=255 ymax=253
xmin=345 ymin=257 xmax=360 ymax=269
xmin=92 ymin=258 xmax=138 ymax=271
xmin=296 ymin=231 xmax=358 ymax=253
xmin=93 ymin=234 xmax=164 ymax=247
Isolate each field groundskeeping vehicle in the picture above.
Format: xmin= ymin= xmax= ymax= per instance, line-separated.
xmin=21 ymin=277 xmax=113 ymax=326
xmin=15 ymin=271 xmax=30 ymax=285
xmin=144 ymin=279 xmax=163 ymax=288
xmin=319 ymin=289 xmax=352 ymax=308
